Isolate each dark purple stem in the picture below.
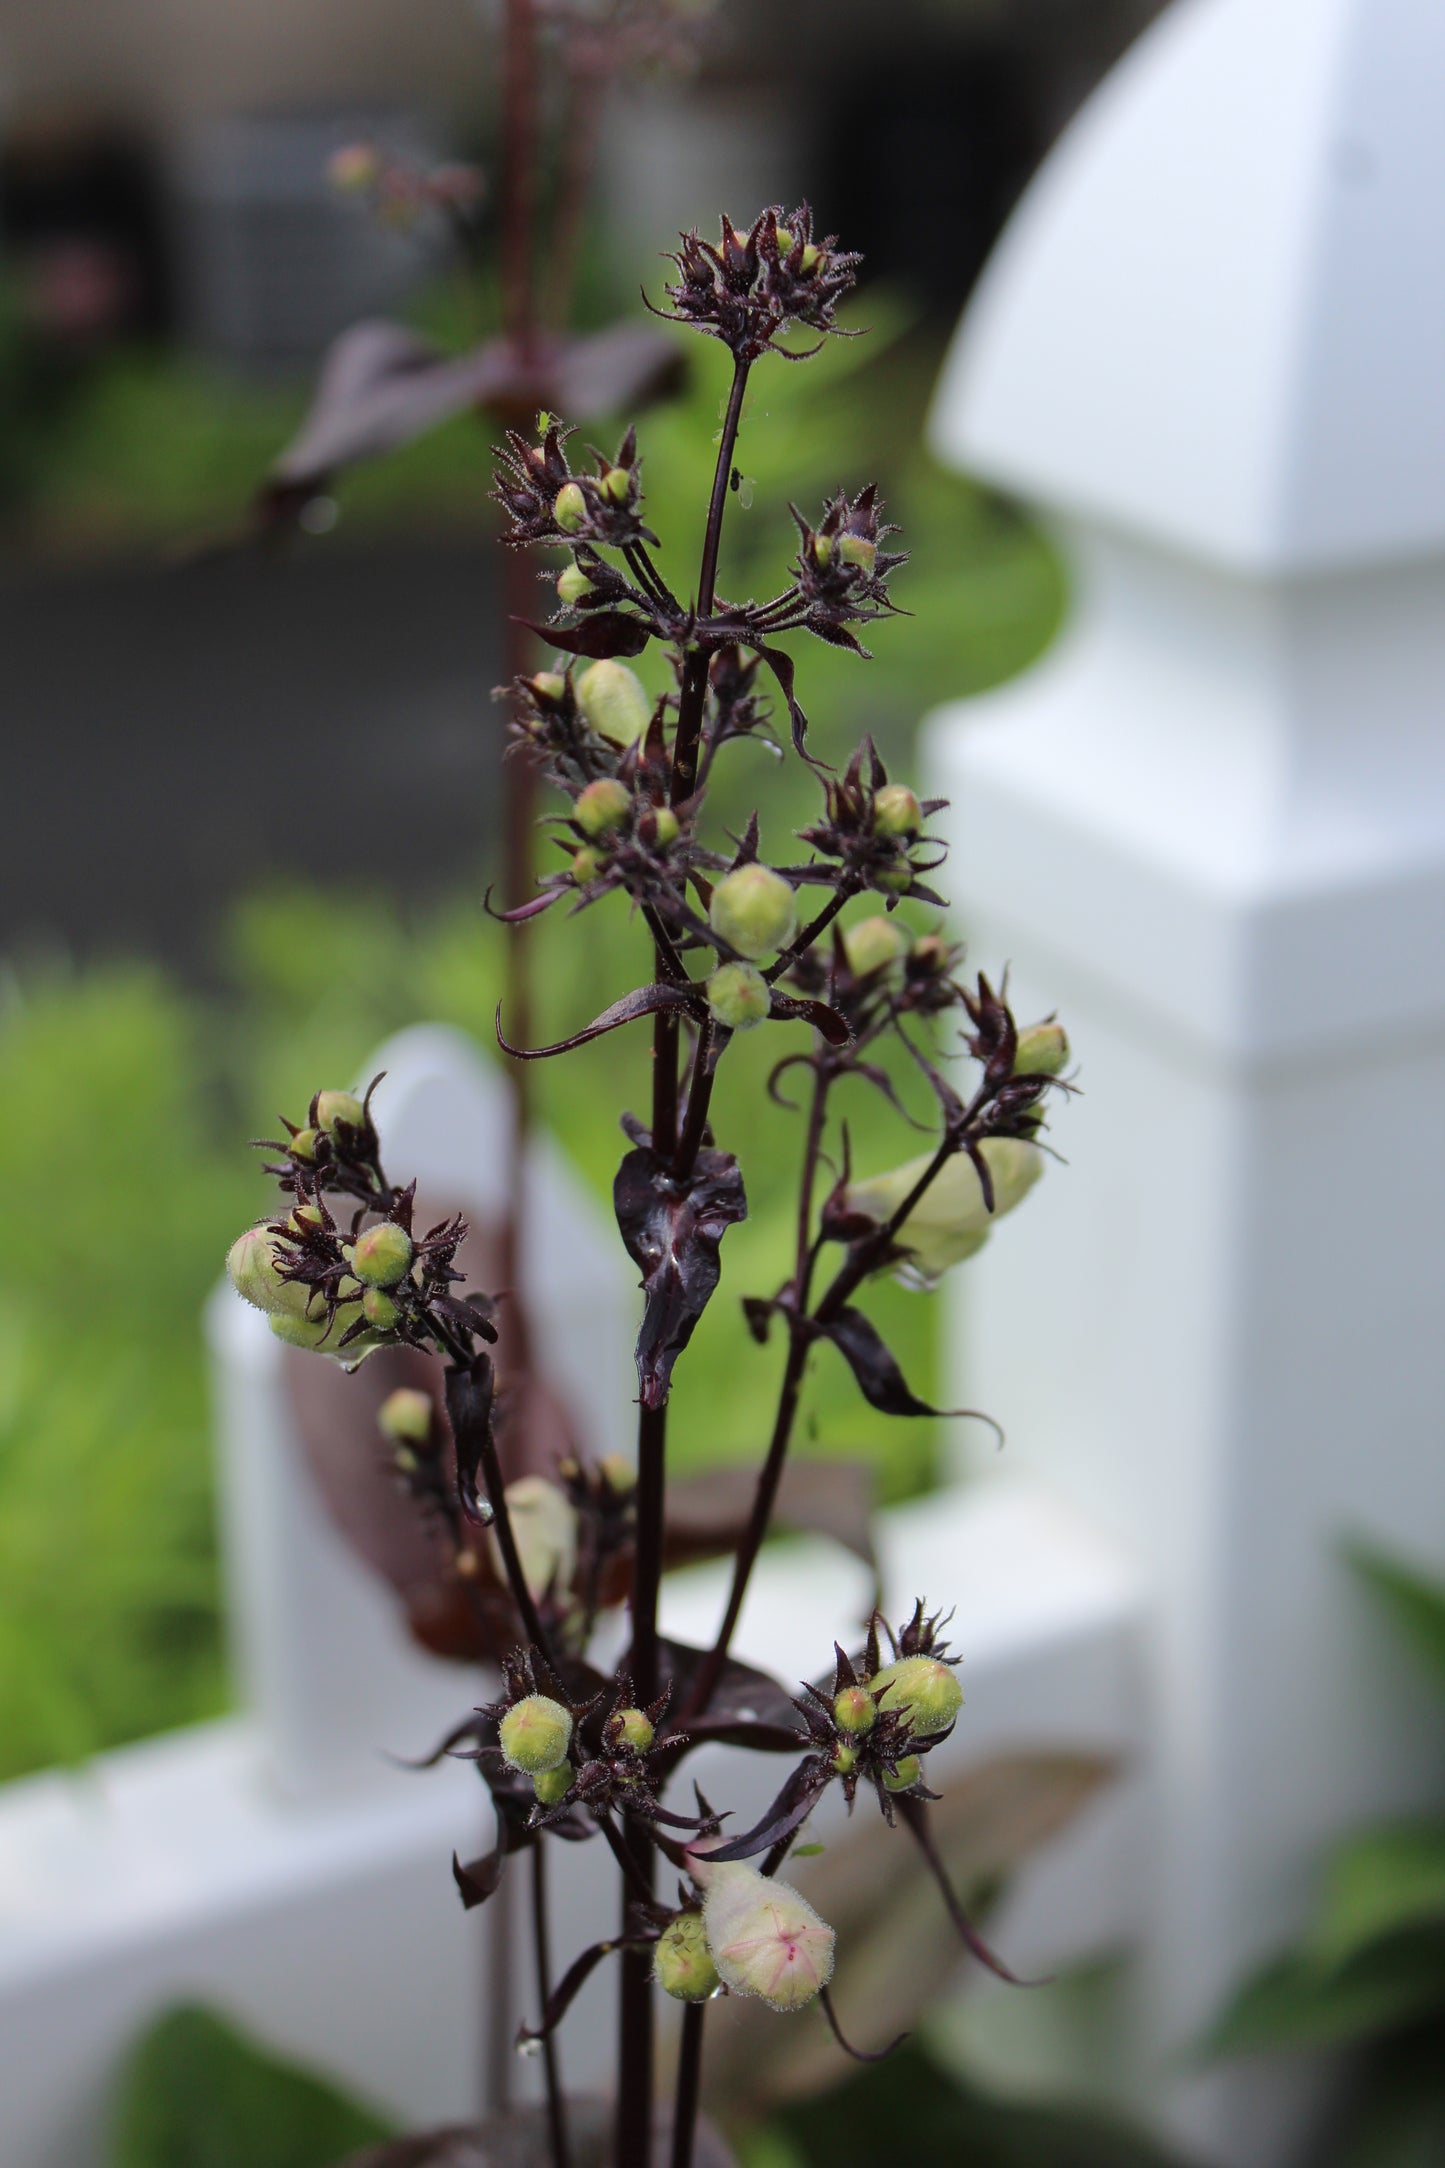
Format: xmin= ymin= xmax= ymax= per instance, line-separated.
xmin=669 ymin=2003 xmax=707 ymax=2168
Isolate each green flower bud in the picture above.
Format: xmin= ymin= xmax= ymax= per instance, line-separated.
xmin=869 ymin=1655 xmax=962 ymax=1738
xmin=842 ymin=915 xmax=909 ymax=979
xmin=287 ymin=1203 xmax=323 ymax=1235
xmin=601 ymin=464 xmax=632 ymax=504
xmin=532 ymin=1762 xmax=573 ymax=1808
xmin=775 ymin=225 xmax=794 ymax=253
xmin=268 ymin=1301 xmax=385 ymax=1367
xmin=599 ymin=1453 xmax=636 ymax=1495
xmin=613 ymin=1708 xmax=655 ymax=1753
xmin=833 ymin=1684 xmax=876 ymax=1736
xmin=556 ymin=562 xmax=594 ymax=606
xmin=290 ymin=1127 xmax=318 ymax=1161
xmin=1013 ymin=1022 xmax=1070 ymax=1077
xmin=844 ymin=1138 xmax=1043 ymax=1288
xmin=800 ymin=243 xmax=824 ymax=273
xmin=378 ymin=1387 xmax=432 ymax=1444
xmin=873 ymin=785 xmax=922 ymax=837
xmin=361 ymin=1286 xmax=402 ymax=1331
xmin=652 ymin=805 xmax=680 ymax=847
xmin=227 ymin=1226 xmax=287 ymax=1315
xmin=653 ymin=1914 xmax=720 ymax=2003
xmin=499 ymin=1694 xmax=573 ymax=1775
xmin=351 ymin=1222 xmax=414 ymax=1288
xmin=910 ymin=933 xmax=950 ymax=975
xmin=883 ymin=1755 xmax=921 ymax=1793
xmin=530 ymin=671 xmax=567 ymax=703
xmin=871 ymin=862 xmax=914 ymax=895
xmin=554 ymin=481 xmax=587 ymax=533
xmin=487 ymin=1475 xmax=578 ymax=1600
xmin=575 ymin=777 xmax=631 ymax=838
xmin=838 ymin=533 xmax=877 ymax=575
xmin=812 ymin=533 xmax=835 ymax=568
xmin=831 ymin=1744 xmax=858 ymax=1776
xmin=709 ymin=864 xmax=797 ymax=960
xmin=572 ymin=846 xmax=604 ymax=885
xmin=316 ymin=1090 xmax=365 ymax=1136
xmin=576 ymin=659 xmax=651 ymax=747
xmin=701 ymin=1863 xmax=835 ymax=2013
xmin=706 ymin=962 xmax=770 ymax=1032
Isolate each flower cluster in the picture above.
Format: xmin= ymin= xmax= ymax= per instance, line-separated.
xmin=658 ymin=206 xmax=861 ymax=363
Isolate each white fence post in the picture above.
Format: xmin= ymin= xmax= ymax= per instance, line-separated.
xmin=922 ymin=0 xmax=1445 ymax=2159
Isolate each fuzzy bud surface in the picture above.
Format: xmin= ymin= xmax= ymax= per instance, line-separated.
xmin=706 ymin=962 xmax=770 ymax=1032
xmin=378 ymin=1388 xmax=432 ymax=1443
xmin=870 ymin=1654 xmax=962 ymax=1737
xmin=701 ymin=1863 xmax=835 ymax=2013
xmin=576 ymin=659 xmax=651 ymax=746
xmin=575 ymin=778 xmax=631 ymax=837
xmin=653 ymin=1915 xmax=720 ymax=2003
xmin=351 ymin=1222 xmax=414 ymax=1288
xmin=499 ymin=1694 xmax=573 ymax=1775
xmin=709 ymin=864 xmax=797 ymax=959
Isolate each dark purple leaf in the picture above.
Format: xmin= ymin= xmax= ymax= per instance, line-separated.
xmin=818 ymin=1984 xmax=908 ymax=2064
xmin=655 ymin=1637 xmax=800 ymax=1736
xmin=699 ymin=1758 xmax=832 ymax=1863
xmin=518 ymin=1935 xmax=629 ymax=2044
xmin=443 ymin=1356 xmax=497 ymax=1526
xmin=613 ymin=1146 xmax=747 ymax=1409
xmin=549 ymin=320 xmax=687 ymax=418
xmin=497 ymin=982 xmax=701 ymax=1062
xmin=752 ymin=640 xmax=814 ymax=759
xmin=519 ymin=612 xmax=653 ymax=659
xmin=768 ymin=992 xmax=852 ymax=1046
xmin=821 ymin=1307 xmax=996 ymax=1431
xmin=898 ymin=1795 xmax=1046 ymax=1986
xmin=452 ymin=1846 xmax=506 ymax=1911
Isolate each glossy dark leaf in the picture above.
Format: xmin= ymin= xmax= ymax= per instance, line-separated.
xmin=519 ymin=612 xmax=653 ymax=659
xmin=452 ymin=1845 xmax=506 ymax=1911
xmin=768 ymin=992 xmax=853 ymax=1046
xmin=443 ymin=1355 xmax=496 ymax=1527
xmin=518 ymin=1937 xmax=628 ymax=2044
xmin=613 ymin=1145 xmax=747 ymax=1408
xmin=497 ymin=982 xmax=700 ymax=1062
xmin=700 ymin=1758 xmax=832 ymax=1863
xmin=655 ymin=1637 xmax=801 ymax=1739
xmin=752 ymin=639 xmax=814 ymax=759
xmin=820 ymin=1306 xmax=955 ymax=1420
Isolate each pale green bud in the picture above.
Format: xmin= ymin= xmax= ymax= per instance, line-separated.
xmin=833 ymin=1684 xmax=876 ymax=1737
xmin=838 ymin=533 xmax=877 ymax=575
xmin=530 ymin=671 xmax=567 ymax=703
xmin=576 ymin=659 xmax=651 ymax=747
xmin=575 ymin=777 xmax=631 ymax=837
xmin=599 ymin=1454 xmax=636 ymax=1495
xmin=268 ymin=1301 xmax=385 ymax=1367
xmin=556 ymin=563 xmax=594 ymax=606
xmin=601 ymin=464 xmax=632 ymax=504
xmin=572 ymin=846 xmax=604 ymax=884
xmin=553 ymin=481 xmax=587 ymax=533
xmin=1013 ymin=1022 xmax=1070 ymax=1077
xmin=361 ymin=1286 xmax=402 ymax=1331
xmin=844 ymin=1138 xmax=1043 ymax=1288
xmin=701 ymin=1863 xmax=835 ymax=2013
xmin=227 ymin=1226 xmax=287 ymax=1315
xmin=883 ymin=1755 xmax=921 ymax=1793
xmin=873 ymin=785 xmax=922 ymax=837
xmin=800 ymin=243 xmax=824 ymax=273
xmin=705 ymin=962 xmax=770 ymax=1032
xmin=290 ymin=1126 xmax=318 ymax=1161
xmin=613 ymin=1708 xmax=655 ymax=1753
xmin=831 ymin=1744 xmax=859 ymax=1776
xmin=653 ymin=1914 xmax=720 ymax=2003
xmin=652 ymin=805 xmax=680 ymax=847
xmin=351 ymin=1222 xmax=414 ymax=1288
xmin=378 ymin=1387 xmax=432 ymax=1444
xmin=487 ymin=1475 xmax=578 ymax=1600
xmin=316 ymin=1090 xmax=365 ymax=1136
xmin=842 ymin=915 xmax=908 ymax=979
xmin=532 ymin=1762 xmax=573 ymax=1807
xmin=709 ymin=864 xmax=797 ymax=960
xmin=499 ymin=1694 xmax=573 ymax=1775
xmin=870 ymin=1655 xmax=962 ymax=1738
xmin=871 ymin=862 xmax=914 ymax=895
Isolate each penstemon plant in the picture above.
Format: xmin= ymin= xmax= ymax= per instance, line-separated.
xmin=226 ymin=205 xmax=1071 ymax=2168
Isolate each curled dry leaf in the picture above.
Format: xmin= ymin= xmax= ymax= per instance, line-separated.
xmin=614 ymin=1144 xmax=747 ymax=1408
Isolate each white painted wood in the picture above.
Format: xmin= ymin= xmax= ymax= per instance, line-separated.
xmin=925 ymin=1 xmax=1445 ymax=2157
xmin=0 ymin=1478 xmax=1144 ymax=2168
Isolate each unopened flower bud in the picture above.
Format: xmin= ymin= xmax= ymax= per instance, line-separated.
xmin=290 ymin=1127 xmax=318 ymax=1162
xmin=1013 ymin=1022 xmax=1070 ymax=1077
xmin=838 ymin=533 xmax=877 ymax=575
xmin=599 ymin=1453 xmax=636 ymax=1495
xmin=575 ymin=777 xmax=631 ymax=838
xmin=488 ymin=1475 xmax=578 ymax=1600
xmin=811 ymin=533 xmax=835 ymax=569
xmin=378 ymin=1387 xmax=432 ymax=1444
xmin=842 ymin=916 xmax=908 ymax=979
xmin=530 ymin=671 xmax=567 ymax=703
xmin=653 ymin=1914 xmax=720 ymax=2003
xmin=576 ymin=659 xmax=651 ymax=747
xmin=701 ymin=1863 xmax=835 ymax=2013
xmin=612 ymin=1708 xmax=655 ymax=1753
xmin=709 ymin=864 xmax=797 ymax=959
xmin=873 ymin=785 xmax=922 ymax=837
xmin=361 ymin=1286 xmax=402 ymax=1330
xmin=352 ymin=1222 xmax=414 ymax=1288
xmin=500 ymin=1695 xmax=573 ymax=1774
xmin=532 ymin=1762 xmax=573 ymax=1808
xmin=651 ymin=805 xmax=680 ymax=847
xmin=833 ymin=1684 xmax=876 ymax=1736
xmin=870 ymin=1655 xmax=962 ymax=1738
xmin=227 ymin=1226 xmax=286 ymax=1314
xmin=831 ymin=1744 xmax=858 ymax=1776
xmin=800 ymin=243 xmax=824 ymax=273
xmin=601 ymin=464 xmax=632 ymax=505
xmin=553 ymin=481 xmax=587 ymax=533
xmin=316 ymin=1089 xmax=366 ymax=1136
xmin=572 ymin=846 xmax=604 ymax=885
xmin=883 ymin=1755 xmax=921 ymax=1793
xmin=844 ymin=1138 xmax=1043 ymax=1286
xmin=910 ymin=934 xmax=950 ymax=975
xmin=706 ymin=962 xmax=770 ymax=1032
xmin=269 ymin=1299 xmax=385 ymax=1367
xmin=557 ymin=563 xmax=594 ymax=606
xmin=775 ymin=225 xmax=794 ymax=253
xmin=288 ymin=1203 xmax=323 ymax=1235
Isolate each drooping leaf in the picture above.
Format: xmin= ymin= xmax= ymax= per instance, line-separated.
xmin=442 ymin=1354 xmax=496 ymax=1528
xmin=700 ymin=1757 xmax=833 ymax=1863
xmin=451 ymin=1845 xmax=507 ymax=1911
xmin=613 ymin=1144 xmax=747 ymax=1408
xmin=766 ymin=992 xmax=853 ymax=1046
xmin=518 ymin=612 xmax=653 ymax=659
xmin=819 ymin=1306 xmax=968 ymax=1422
xmin=517 ymin=1936 xmax=629 ymax=2045
xmin=1312 ymin=1820 xmax=1445 ymax=1971
xmin=1205 ymin=1933 xmax=1445 ymax=2056
xmin=1347 ymin=1539 xmax=1445 ymax=1697
xmin=653 ymin=1637 xmax=803 ymax=1749
xmin=112 ymin=2003 xmax=394 ymax=2168
xmin=497 ymin=982 xmax=701 ymax=1062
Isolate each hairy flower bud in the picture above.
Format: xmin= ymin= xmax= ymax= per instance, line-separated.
xmin=352 ymin=1222 xmax=414 ymax=1288
xmin=833 ymin=1684 xmax=877 ymax=1736
xmin=378 ymin=1387 xmax=432 ymax=1444
xmin=316 ymin=1089 xmax=365 ymax=1136
xmin=576 ymin=659 xmax=651 ymax=747
xmin=844 ymin=1138 xmax=1043 ymax=1287
xmin=268 ymin=1300 xmax=385 ymax=1366
xmin=653 ymin=1914 xmax=720 ymax=2003
xmin=556 ymin=563 xmax=594 ymax=606
xmin=838 ymin=533 xmax=877 ymax=574
xmin=601 ymin=464 xmax=632 ymax=505
xmin=709 ymin=864 xmax=797 ymax=960
xmin=883 ymin=1755 xmax=921 ymax=1792
xmin=361 ymin=1287 xmax=402 ymax=1330
xmin=290 ymin=1126 xmax=318 ymax=1162
xmin=530 ymin=671 xmax=567 ymax=703
xmin=499 ymin=1694 xmax=573 ymax=1775
xmin=842 ymin=915 xmax=908 ymax=979
xmin=572 ymin=846 xmax=604 ymax=884
xmin=575 ymin=777 xmax=631 ymax=837
xmin=651 ymin=805 xmax=680 ymax=848
xmin=873 ymin=784 xmax=922 ymax=837
xmin=701 ymin=1863 xmax=835 ymax=2013
xmin=871 ymin=862 xmax=914 ymax=895
xmin=227 ymin=1226 xmax=287 ymax=1314
xmin=599 ymin=1453 xmax=636 ymax=1495
xmin=532 ymin=1762 xmax=573 ymax=1808
xmin=1013 ymin=1022 xmax=1070 ymax=1077
xmin=488 ymin=1475 xmax=578 ymax=1600
xmin=706 ymin=962 xmax=770 ymax=1032
xmin=870 ymin=1654 xmax=962 ymax=1738
xmin=613 ymin=1707 xmax=655 ymax=1753
xmin=553 ymin=481 xmax=587 ymax=533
